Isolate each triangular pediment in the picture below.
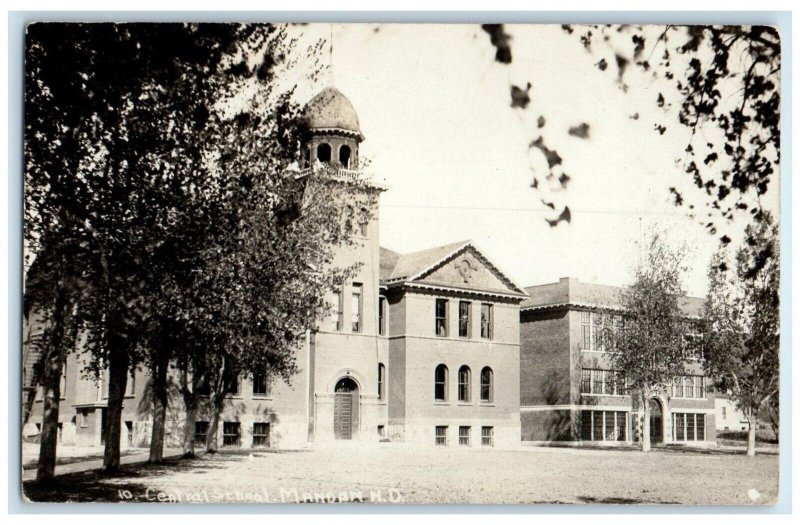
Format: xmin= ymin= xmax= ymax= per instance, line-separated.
xmin=410 ymin=243 xmax=526 ymax=296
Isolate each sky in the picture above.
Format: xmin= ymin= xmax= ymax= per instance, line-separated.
xmin=285 ymin=24 xmax=780 ymax=298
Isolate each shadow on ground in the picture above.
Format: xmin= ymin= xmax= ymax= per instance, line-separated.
xmin=22 ymin=449 xmax=145 ymax=470
xmin=23 ymin=454 xmax=241 ymax=503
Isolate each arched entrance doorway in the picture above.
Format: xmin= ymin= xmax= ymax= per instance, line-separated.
xmin=334 ymin=377 xmax=359 ymax=440
xmin=648 ymin=398 xmax=664 ymax=444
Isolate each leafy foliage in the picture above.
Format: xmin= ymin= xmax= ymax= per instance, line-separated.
xmin=702 ymin=213 xmax=779 ymax=455
xmin=24 ymin=22 xmax=363 ymax=467
xmin=563 ymin=24 xmax=780 ymax=239
xmin=604 ymin=232 xmax=691 ymax=451
xmin=481 ymin=24 xmax=780 ymax=236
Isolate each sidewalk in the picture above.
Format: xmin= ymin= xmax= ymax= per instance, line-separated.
xmin=22 ymin=448 xmax=184 ymax=481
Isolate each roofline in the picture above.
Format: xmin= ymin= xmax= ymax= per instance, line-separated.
xmin=394 ymin=240 xmax=527 ymax=295
xmin=384 ymin=280 xmax=528 ymax=301
xmin=309 ymin=127 xmax=364 ymax=142
xmin=520 ymin=301 xmax=703 ymax=319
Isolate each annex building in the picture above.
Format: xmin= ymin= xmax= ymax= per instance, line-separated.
xmin=519 ymin=277 xmax=716 ymax=446
xmin=23 ymin=88 xmax=717 ymax=451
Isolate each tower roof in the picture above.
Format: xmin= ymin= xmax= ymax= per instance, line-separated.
xmin=303 ymin=87 xmax=364 ymax=141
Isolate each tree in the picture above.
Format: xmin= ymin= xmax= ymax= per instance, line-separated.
xmin=703 ymin=213 xmax=779 ymax=456
xmin=607 ymin=232 xmax=691 ymax=452
xmin=24 ymin=23 xmax=320 ymax=471
xmin=481 ymin=24 xmax=780 ymax=238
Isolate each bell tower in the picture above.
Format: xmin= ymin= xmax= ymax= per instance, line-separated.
xmin=302 ymin=87 xmax=364 ymax=170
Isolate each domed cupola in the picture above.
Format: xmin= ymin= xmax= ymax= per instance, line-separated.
xmin=302 ymin=87 xmax=364 ymax=169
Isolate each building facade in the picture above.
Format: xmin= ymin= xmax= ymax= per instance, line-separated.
xmin=519 ymin=277 xmax=717 ymax=446
xmin=23 ymin=87 xmax=525 ymax=450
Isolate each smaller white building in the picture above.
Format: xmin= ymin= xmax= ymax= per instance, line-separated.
xmin=715 ymin=396 xmax=748 ymax=432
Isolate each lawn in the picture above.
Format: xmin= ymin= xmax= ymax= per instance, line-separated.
xmin=23 ymin=443 xmax=779 ymax=505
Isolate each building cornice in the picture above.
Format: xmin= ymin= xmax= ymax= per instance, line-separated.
xmin=384 ymin=280 xmax=528 ymax=302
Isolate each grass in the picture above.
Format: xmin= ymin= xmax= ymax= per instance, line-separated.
xmin=23 ymin=443 xmax=779 ymax=505
xmin=716 ymin=429 xmax=779 ymax=447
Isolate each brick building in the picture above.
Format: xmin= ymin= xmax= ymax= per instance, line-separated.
xmin=23 ymin=87 xmax=525 ymax=450
xmin=519 ymin=277 xmax=716 ymax=446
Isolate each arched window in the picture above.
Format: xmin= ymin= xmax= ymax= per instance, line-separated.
xmin=458 ymin=366 xmax=471 ymax=402
xmin=339 ymin=144 xmax=352 ymax=167
xmin=434 ymin=364 xmax=448 ymax=401
xmin=316 ymin=142 xmax=331 ymax=163
xmin=378 ymin=363 xmax=385 ymax=401
xmin=358 ymin=207 xmax=369 ymax=237
xmin=480 ymin=367 xmax=493 ymax=403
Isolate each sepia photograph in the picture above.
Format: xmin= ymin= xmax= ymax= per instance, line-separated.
xmin=16 ymin=16 xmax=784 ymax=507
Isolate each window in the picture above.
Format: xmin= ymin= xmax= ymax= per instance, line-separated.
xmin=722 ymin=407 xmax=727 ymax=420
xmin=673 ymin=413 xmax=706 ymax=441
xmin=434 ymin=365 xmax=448 ymax=402
xmin=125 ymin=369 xmax=136 ymax=397
xmin=604 ymin=410 xmax=615 ymax=441
xmin=378 ymin=425 xmax=386 ymax=439
xmin=253 ymin=423 xmax=270 ymax=447
xmin=616 ymin=412 xmax=627 ymax=441
xmin=224 ymin=369 xmax=241 ymax=396
xmin=222 ymin=422 xmax=241 ymax=447
xmin=252 ymin=369 xmax=270 ymax=397
xmin=480 ymin=303 xmax=493 ymax=339
xmin=339 ymin=144 xmax=352 ymax=167
xmin=351 ymin=283 xmax=363 ymax=332
xmin=194 ymin=421 xmax=209 ymax=445
xmin=684 ymin=376 xmax=694 ymax=398
xmin=59 ymin=362 xmax=67 ymax=398
xmin=459 ymin=426 xmax=471 ymax=446
xmin=581 ymin=311 xmax=592 ymax=350
xmin=79 ymin=409 xmax=88 ymax=428
xmin=99 ymin=369 xmax=107 ymax=400
xmin=581 ymin=411 xmax=628 ymax=441
xmin=673 ymin=376 xmax=684 ymax=398
xmin=334 ymin=284 xmax=344 ymax=331
xmin=125 ymin=421 xmax=134 ymax=447
xmin=458 ymin=301 xmax=471 ymax=338
xmin=378 ymin=363 xmax=385 ymax=401
xmin=435 ymin=426 xmax=448 ymax=446
xmin=458 ymin=366 xmax=471 ymax=402
xmin=593 ymin=369 xmax=605 ymax=395
xmin=592 ymin=411 xmax=604 ymax=441
xmin=357 ymin=207 xmax=368 ymax=237
xmin=435 ymin=299 xmax=448 ymax=337
xmin=592 ymin=313 xmax=603 ymax=351
xmin=378 ymin=296 xmax=387 ymax=336
xmin=580 ymin=369 xmax=592 ymax=394
xmin=481 ymin=426 xmax=494 ymax=447
xmin=672 ymin=376 xmax=706 ymax=398
xmin=316 ymin=142 xmax=331 ymax=162
xmin=480 ymin=367 xmax=493 ymax=403
xmin=580 ymin=311 xmax=620 ymax=351
xmin=580 ymin=369 xmax=625 ymax=395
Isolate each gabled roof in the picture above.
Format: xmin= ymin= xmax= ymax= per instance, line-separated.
xmin=380 ymin=240 xmax=527 ymax=296
xmin=522 ymin=277 xmax=705 ymax=318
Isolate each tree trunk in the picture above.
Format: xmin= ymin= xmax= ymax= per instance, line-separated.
xmin=148 ymin=354 xmax=170 ymax=463
xmin=35 ymin=286 xmax=72 ymax=482
xmin=103 ymin=341 xmax=129 ymax=472
xmin=36 ymin=345 xmax=65 ymax=481
xmin=180 ymin=367 xmax=202 ymax=458
xmin=205 ymin=359 xmax=227 ymax=453
xmin=640 ymin=391 xmax=651 ymax=453
xmin=747 ymin=413 xmax=758 ymax=457
xmin=206 ymin=404 xmax=221 ymax=453
xmin=182 ymin=402 xmax=198 ymax=458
